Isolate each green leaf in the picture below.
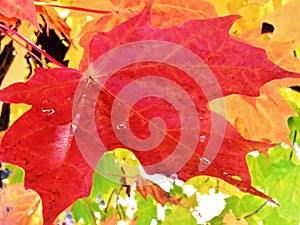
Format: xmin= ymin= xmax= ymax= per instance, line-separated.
xmin=265 ymin=160 xmax=300 ymax=223
xmin=180 ymin=192 xmax=197 ymax=208
xmin=135 ymin=192 xmax=157 ymax=225
xmin=90 ymin=153 xmax=122 ymax=202
xmin=224 ymin=195 xmax=264 ymax=219
xmin=288 ymin=116 xmax=300 ymax=148
xmin=268 ymin=145 xmax=294 ymax=164
xmin=246 ymin=153 xmax=271 ymax=190
xmin=5 ymin=163 xmax=24 ymax=184
xmin=71 ymin=152 xmax=122 ymax=223
xmin=280 ymin=87 xmax=300 ymax=113
xmin=71 ymin=199 xmax=95 ymax=224
xmin=186 ymin=176 xmax=245 ymax=198
xmin=111 ymin=148 xmax=141 ymax=185
xmin=163 ymin=205 xmax=196 ymax=225
xmin=261 ymin=207 xmax=291 ymax=225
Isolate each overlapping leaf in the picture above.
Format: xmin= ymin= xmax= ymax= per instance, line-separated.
xmin=36 ymin=5 xmax=71 ymax=40
xmin=210 ymin=78 xmax=300 ymax=145
xmin=0 ymin=184 xmax=42 ymax=224
xmin=0 ymin=68 xmax=93 ymax=224
xmin=236 ymin=0 xmax=300 ymax=72
xmin=79 ymin=0 xmax=218 ymax=70
xmin=0 ymin=0 xmax=38 ymax=28
xmin=135 ymin=175 xmax=179 ymax=205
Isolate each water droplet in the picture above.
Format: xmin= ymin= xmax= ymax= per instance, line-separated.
xmin=199 ymin=135 xmax=206 ymax=143
xmin=41 ymin=109 xmax=55 ymax=114
xmin=199 ymin=157 xmax=210 ymax=164
xmin=116 ymin=124 xmax=126 ymax=129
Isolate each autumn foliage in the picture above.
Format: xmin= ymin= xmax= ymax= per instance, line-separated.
xmin=0 ymin=0 xmax=300 ymax=224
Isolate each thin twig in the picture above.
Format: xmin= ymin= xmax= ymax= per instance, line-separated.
xmin=84 ymin=198 xmax=98 ymax=225
xmin=34 ymin=1 xmax=116 ymax=14
xmin=116 ymin=186 xmax=126 ymax=220
xmin=244 ymin=200 xmax=268 ymax=219
xmin=103 ymin=189 xmax=118 ymax=220
xmin=4 ymin=31 xmax=48 ymax=68
xmin=0 ymin=24 xmax=67 ymax=68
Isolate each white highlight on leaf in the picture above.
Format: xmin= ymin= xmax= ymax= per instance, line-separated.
xmin=94 ymin=211 xmax=101 ymax=219
xmin=157 ymin=203 xmax=166 ymax=221
xmin=294 ymin=142 xmax=300 ymax=160
xmin=280 ymin=142 xmax=290 ymax=149
xmin=266 ymin=199 xmax=279 ymax=207
xmin=27 ymin=209 xmax=34 ymax=215
xmin=150 ymin=219 xmax=158 ymax=225
xmin=58 ymin=9 xmax=69 ymax=18
xmin=117 ymin=193 xmax=137 ymax=219
xmin=183 ymin=184 xmax=196 ymax=197
xmin=138 ymin=166 xmax=173 ymax=192
xmin=86 ymin=16 xmax=93 ymax=22
xmin=192 ymin=188 xmax=228 ymax=224
xmin=248 ymin=150 xmax=260 ymax=157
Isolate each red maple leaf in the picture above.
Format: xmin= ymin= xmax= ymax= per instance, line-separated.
xmin=0 ymin=68 xmax=94 ymax=224
xmin=0 ymin=3 xmax=299 ymax=224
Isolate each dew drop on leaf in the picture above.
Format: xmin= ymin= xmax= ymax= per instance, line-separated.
xmin=116 ymin=124 xmax=127 ymax=129
xmin=41 ymin=109 xmax=55 ymax=115
xmin=199 ymin=157 xmax=210 ymax=165
xmin=199 ymin=135 xmax=206 ymax=143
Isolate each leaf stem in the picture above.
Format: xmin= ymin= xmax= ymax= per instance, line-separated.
xmin=34 ymin=1 xmax=116 ymax=14
xmin=103 ymin=186 xmax=125 ymax=221
xmin=244 ymin=200 xmax=268 ymax=219
xmin=0 ymin=24 xmax=67 ymax=68
xmin=4 ymin=30 xmax=47 ymax=68
xmin=84 ymin=198 xmax=97 ymax=225
xmin=103 ymin=188 xmax=118 ymax=220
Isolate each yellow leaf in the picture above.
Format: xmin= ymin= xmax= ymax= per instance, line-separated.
xmin=223 ymin=210 xmax=248 ymax=225
xmin=0 ymin=184 xmax=42 ymax=225
xmin=210 ymin=78 xmax=300 ymax=145
xmin=152 ymin=0 xmax=218 ymax=28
